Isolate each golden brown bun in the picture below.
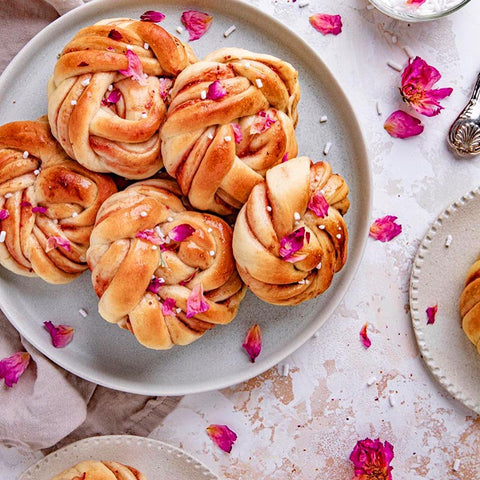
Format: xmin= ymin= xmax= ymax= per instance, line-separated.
xmin=0 ymin=119 xmax=117 ymax=284
xmin=459 ymin=255 xmax=480 ymax=352
xmin=160 ymin=48 xmax=300 ymax=215
xmin=87 ymin=178 xmax=246 ymax=349
xmin=50 ymin=460 xmax=145 ymax=480
xmin=232 ymin=156 xmax=349 ymax=305
xmin=48 ymin=18 xmax=197 ymax=179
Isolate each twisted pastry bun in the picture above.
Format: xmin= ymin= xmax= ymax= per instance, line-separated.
xmin=459 ymin=254 xmax=480 ymax=353
xmin=161 ymin=47 xmax=300 ymax=215
xmin=0 ymin=119 xmax=117 ymax=284
xmin=51 ymin=460 xmax=145 ymax=480
xmin=87 ymin=178 xmax=246 ymax=349
xmin=48 ymin=18 xmax=196 ymax=179
xmin=233 ymin=156 xmax=349 ymax=306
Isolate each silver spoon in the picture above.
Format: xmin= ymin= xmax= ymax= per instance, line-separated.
xmin=448 ymin=72 xmax=480 ymax=157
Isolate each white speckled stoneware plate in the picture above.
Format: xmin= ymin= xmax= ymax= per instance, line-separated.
xmin=410 ymin=187 xmax=480 ymax=414
xmin=19 ymin=435 xmax=218 ymax=480
xmin=0 ymin=0 xmax=370 ymax=395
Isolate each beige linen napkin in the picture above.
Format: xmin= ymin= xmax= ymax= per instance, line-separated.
xmin=0 ymin=0 xmax=181 ymax=453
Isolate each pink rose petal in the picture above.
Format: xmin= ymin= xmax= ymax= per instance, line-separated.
xmin=136 ymin=229 xmax=163 ymax=245
xmin=43 ymin=321 xmax=74 ymax=348
xmin=384 ymin=110 xmax=424 ymax=139
xmin=282 ymin=152 xmax=289 ymax=163
xmin=0 ymin=209 xmax=9 ymax=220
xmin=181 ymin=10 xmax=213 ymax=41
xmin=20 ymin=201 xmax=32 ymax=208
xmin=101 ymin=89 xmax=122 ymax=106
xmin=279 ymin=227 xmax=308 ymax=263
xmin=119 ymin=50 xmax=147 ymax=85
xmin=206 ymin=424 xmax=237 ymax=453
xmin=140 ymin=10 xmax=165 ymax=22
xmin=32 ymin=206 xmax=47 ymax=214
xmin=406 ymin=0 xmax=427 ymax=4
xmin=162 ymin=297 xmax=177 ymax=316
xmin=250 ymin=110 xmax=276 ymax=135
xmin=0 ymin=351 xmax=30 ymax=387
xmin=242 ymin=324 xmax=262 ymax=363
xmin=108 ymin=29 xmax=123 ymax=41
xmin=308 ymin=193 xmax=329 ymax=218
xmin=426 ymin=303 xmax=438 ymax=325
xmin=207 ymin=80 xmax=227 ymax=100
xmin=350 ymin=438 xmax=394 ymax=480
xmin=159 ymin=78 xmax=173 ymax=100
xmin=232 ymin=123 xmax=243 ymax=144
xmin=147 ymin=276 xmax=165 ymax=294
xmin=369 ymin=215 xmax=402 ymax=242
xmin=46 ymin=236 xmax=71 ymax=252
xmin=309 ymin=14 xmax=343 ymax=36
xmin=360 ymin=323 xmax=371 ymax=349
xmin=400 ymin=57 xmax=453 ymax=117
xmin=168 ymin=224 xmax=195 ymax=242
xmin=186 ymin=283 xmax=210 ymax=318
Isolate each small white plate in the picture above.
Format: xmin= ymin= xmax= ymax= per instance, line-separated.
xmin=19 ymin=435 xmax=219 ymax=480
xmin=410 ymin=187 xmax=480 ymax=414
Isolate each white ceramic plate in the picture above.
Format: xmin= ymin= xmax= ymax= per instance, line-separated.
xmin=0 ymin=0 xmax=370 ymax=395
xmin=410 ymin=187 xmax=480 ymax=414
xmin=19 ymin=435 xmax=218 ymax=480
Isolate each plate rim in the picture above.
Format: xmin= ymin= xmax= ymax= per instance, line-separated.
xmin=0 ymin=0 xmax=372 ymax=395
xmin=409 ymin=186 xmax=480 ymax=415
xmin=19 ymin=434 xmax=220 ymax=480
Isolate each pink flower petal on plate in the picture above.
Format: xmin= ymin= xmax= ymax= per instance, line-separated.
xmin=136 ymin=229 xmax=163 ymax=245
xmin=181 ymin=10 xmax=213 ymax=41
xmin=46 ymin=236 xmax=71 ymax=252
xmin=162 ymin=297 xmax=177 ymax=316
xmin=147 ymin=276 xmax=165 ymax=294
xmin=206 ymin=424 xmax=237 ymax=453
xmin=250 ymin=110 xmax=276 ymax=135
xmin=282 ymin=152 xmax=289 ymax=163
xmin=384 ymin=110 xmax=424 ymax=139
xmin=279 ymin=227 xmax=308 ymax=262
xmin=406 ymin=0 xmax=427 ymax=4
xmin=308 ymin=192 xmax=329 ymax=218
xmin=360 ymin=323 xmax=371 ymax=349
xmin=32 ymin=206 xmax=47 ymax=214
xmin=101 ymin=89 xmax=122 ymax=106
xmin=207 ymin=80 xmax=227 ymax=100
xmin=309 ymin=14 xmax=343 ymax=36
xmin=108 ymin=29 xmax=123 ymax=41
xmin=140 ymin=10 xmax=165 ymax=22
xmin=232 ymin=123 xmax=243 ymax=144
xmin=186 ymin=283 xmax=210 ymax=318
xmin=0 ymin=351 xmax=30 ymax=387
xmin=426 ymin=303 xmax=438 ymax=325
xmin=369 ymin=215 xmax=402 ymax=242
xmin=168 ymin=224 xmax=195 ymax=242
xmin=350 ymin=438 xmax=394 ymax=480
xmin=43 ymin=321 xmax=74 ymax=348
xmin=159 ymin=78 xmax=173 ymax=100
xmin=119 ymin=50 xmax=147 ymax=85
xmin=0 ymin=209 xmax=9 ymax=220
xmin=242 ymin=324 xmax=262 ymax=363
xmin=400 ymin=57 xmax=453 ymax=117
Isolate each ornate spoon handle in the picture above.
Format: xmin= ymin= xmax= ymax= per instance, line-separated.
xmin=448 ymin=73 xmax=480 ymax=157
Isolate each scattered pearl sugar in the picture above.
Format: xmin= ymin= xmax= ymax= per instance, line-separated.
xmin=318 ymin=224 xmax=325 ymax=230
xmin=224 ymin=136 xmax=232 ymax=142
xmin=319 ymin=115 xmax=328 ymax=123
xmin=176 ymin=307 xmax=182 ymax=314
xmin=207 ymin=132 xmax=214 ymax=140
xmin=367 ymin=376 xmax=377 ymax=386
xmin=387 ymin=60 xmax=403 ymax=72
xmin=4 ymin=193 xmax=13 ymax=199
xmin=336 ymin=233 xmax=342 ymax=239
xmin=223 ymin=25 xmax=236 ymax=37
xmin=167 ymin=217 xmax=173 ymax=222
xmin=140 ymin=211 xmax=148 ymax=217
xmin=143 ymin=42 xmax=149 ymax=50
xmin=316 ymin=262 xmax=322 ymax=270
xmin=391 ymin=35 xmax=397 ymax=44
xmin=200 ymin=90 xmax=207 ymax=100
xmin=299 ymin=0 xmax=310 ymax=7
xmin=376 ymin=0 xmax=465 ymax=16
xmin=453 ymin=459 xmax=461 ymax=471
xmin=282 ymin=363 xmax=290 ymax=376
xmin=376 ymin=101 xmax=382 ymax=116
xmin=266 ymin=206 xmax=272 ymax=212
xmin=141 ymin=112 xmax=147 ymax=118
xmin=209 ymin=250 xmax=215 ymax=256
xmin=323 ymin=142 xmax=332 ymax=155
xmin=445 ymin=234 xmax=452 ymax=248
xmin=255 ymin=78 xmax=263 ymax=88
xmin=207 ymin=227 xmax=213 ymax=233
xmin=72 ymin=212 xmax=78 ymax=218
xmin=176 ymin=26 xmax=183 ymax=34
xmin=81 ymin=78 xmax=90 ymax=87
xmin=0 ymin=231 xmax=5 ymax=243
xmin=126 ymin=45 xmax=133 ymax=51
xmin=78 ymin=308 xmax=88 ymax=318
xmin=151 ymin=245 xmax=158 ymax=250
xmin=71 ymin=100 xmax=77 ymax=106
xmin=53 ymin=219 xmax=58 ymax=224
xmin=33 ymin=169 xmax=40 ymax=176
xmin=388 ymin=393 xmax=396 ymax=407
xmin=22 ymin=151 xmax=29 ymax=159
xmin=403 ymin=45 xmax=415 ymax=59
xmin=244 ymin=61 xmax=251 ymax=69
xmin=294 ymin=212 xmax=301 ymax=221
xmin=108 ymin=84 xmax=113 ymax=91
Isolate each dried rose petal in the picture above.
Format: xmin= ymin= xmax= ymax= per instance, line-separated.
xmin=32 ymin=206 xmax=47 ymax=214
xmin=308 ymin=193 xmax=329 ymax=218
xmin=162 ymin=297 xmax=177 ymax=316
xmin=186 ymin=283 xmax=210 ymax=318
xmin=181 ymin=10 xmax=213 ymax=41
xmin=250 ymin=111 xmax=276 ymax=135
xmin=140 ymin=10 xmax=165 ymax=22
xmin=0 ymin=209 xmax=9 ymax=220
xmin=20 ymin=201 xmax=32 ymax=208
xmin=206 ymin=80 xmax=227 ymax=100
xmin=384 ymin=110 xmax=424 ymax=138
xmin=43 ymin=321 xmax=74 ymax=348
xmin=360 ymin=323 xmax=371 ymax=349
xmin=369 ymin=216 xmax=402 ymax=242
xmin=350 ymin=438 xmax=394 ymax=480
xmin=309 ymin=14 xmax=343 ymax=36
xmin=147 ymin=276 xmax=165 ymax=294
xmin=119 ymin=50 xmax=147 ymax=85
xmin=0 ymin=351 xmax=30 ymax=387
xmin=108 ymin=29 xmax=123 ymax=41
xmin=46 ymin=236 xmax=71 ymax=252
xmin=426 ymin=303 xmax=438 ymax=325
xmin=206 ymin=424 xmax=237 ymax=453
xmin=242 ymin=324 xmax=262 ymax=363
xmin=159 ymin=78 xmax=173 ymax=100
xmin=136 ymin=229 xmax=163 ymax=245
xmin=282 ymin=152 xmax=289 ymax=163
xmin=406 ymin=0 xmax=427 ymax=4
xmin=101 ymin=89 xmax=121 ymax=106
xmin=232 ymin=123 xmax=243 ymax=144
xmin=279 ymin=227 xmax=308 ymax=263
xmin=168 ymin=224 xmax=195 ymax=242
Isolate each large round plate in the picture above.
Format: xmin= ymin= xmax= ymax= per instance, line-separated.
xmin=0 ymin=0 xmax=370 ymax=395
xmin=410 ymin=187 xmax=480 ymax=414
xmin=19 ymin=435 xmax=218 ymax=480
